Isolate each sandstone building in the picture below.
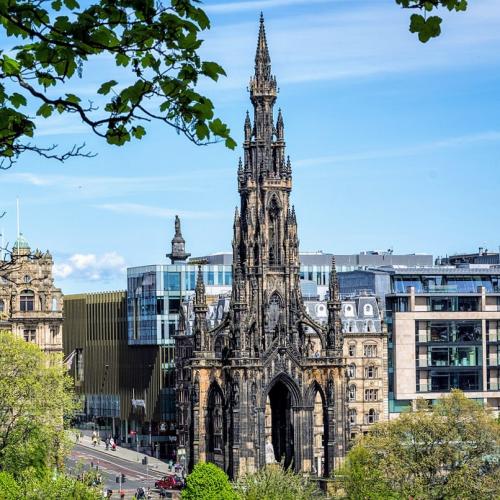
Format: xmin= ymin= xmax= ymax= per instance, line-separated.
xmin=0 ymin=234 xmax=63 ymax=353
xmin=175 ymin=16 xmax=347 ymax=478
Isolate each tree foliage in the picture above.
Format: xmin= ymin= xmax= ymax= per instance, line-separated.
xmin=341 ymin=390 xmax=500 ymax=499
xmin=396 ymin=0 xmax=468 ymax=42
xmin=0 ymin=0 xmax=236 ymax=168
xmin=0 ymin=331 xmax=77 ymax=475
xmin=234 ymin=463 xmax=322 ymax=500
xmin=182 ymin=462 xmax=238 ymax=500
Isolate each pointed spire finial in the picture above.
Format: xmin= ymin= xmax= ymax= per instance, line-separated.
xmin=255 ymin=13 xmax=271 ymax=82
xmin=329 ymin=255 xmax=340 ymax=301
xmin=195 ymin=265 xmax=206 ymax=305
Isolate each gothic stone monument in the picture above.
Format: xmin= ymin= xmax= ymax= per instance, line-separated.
xmin=175 ymin=15 xmax=347 ymax=479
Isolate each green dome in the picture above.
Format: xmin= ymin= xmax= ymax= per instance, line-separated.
xmin=13 ymin=233 xmax=30 ymax=250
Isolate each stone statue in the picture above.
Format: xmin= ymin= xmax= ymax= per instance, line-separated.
xmin=265 ymin=439 xmax=276 ymax=464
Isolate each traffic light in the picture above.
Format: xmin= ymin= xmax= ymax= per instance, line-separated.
xmin=142 ymin=457 xmax=148 ymax=465
xmin=121 ymin=473 xmax=126 ymax=483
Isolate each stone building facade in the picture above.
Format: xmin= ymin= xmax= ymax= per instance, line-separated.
xmin=175 ymin=16 xmax=347 ymax=479
xmin=342 ymin=295 xmax=388 ymax=439
xmin=0 ymin=234 xmax=63 ymax=353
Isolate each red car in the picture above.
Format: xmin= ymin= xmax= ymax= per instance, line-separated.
xmin=155 ymin=475 xmax=184 ymax=490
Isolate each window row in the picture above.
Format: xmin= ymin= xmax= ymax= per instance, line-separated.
xmin=348 ymin=386 xmax=379 ymax=402
xmin=348 ymin=343 xmax=379 ymax=358
xmin=348 ymin=408 xmax=378 ymax=425
xmin=347 ymin=364 xmax=379 ymax=379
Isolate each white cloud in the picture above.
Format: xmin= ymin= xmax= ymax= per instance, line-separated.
xmin=53 ymin=251 xmax=126 ymax=282
xmin=295 ymin=130 xmax=500 ymax=168
xmin=199 ymin=0 xmax=500 ymax=92
xmin=95 ymin=203 xmax=224 ymax=219
xmin=205 ymin=0 xmax=334 ymax=14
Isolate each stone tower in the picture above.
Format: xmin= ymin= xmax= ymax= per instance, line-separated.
xmin=175 ymin=15 xmax=347 ymax=478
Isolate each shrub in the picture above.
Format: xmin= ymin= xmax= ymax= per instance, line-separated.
xmin=234 ymin=463 xmax=322 ymax=500
xmin=182 ymin=462 xmax=237 ymax=500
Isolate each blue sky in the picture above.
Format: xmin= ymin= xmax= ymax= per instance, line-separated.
xmin=1 ymin=0 xmax=500 ymax=293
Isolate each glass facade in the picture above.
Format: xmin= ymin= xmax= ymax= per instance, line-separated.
xmin=416 ymin=320 xmax=483 ymax=393
xmin=127 ymin=264 xmax=232 ymax=346
xmin=392 ymin=274 xmax=500 ymax=294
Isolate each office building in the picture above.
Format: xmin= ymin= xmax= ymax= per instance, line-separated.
xmin=381 ymin=266 xmax=500 ymax=416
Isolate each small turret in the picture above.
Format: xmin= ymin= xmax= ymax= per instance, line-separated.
xmin=327 ymin=256 xmax=343 ymax=353
xmin=276 ymin=108 xmax=284 ymax=140
xmin=244 ymin=111 xmax=252 ymax=141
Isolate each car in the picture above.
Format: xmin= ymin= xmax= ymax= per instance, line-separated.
xmin=155 ymin=475 xmax=183 ymax=490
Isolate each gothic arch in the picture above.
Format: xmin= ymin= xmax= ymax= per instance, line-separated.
xmin=206 ymin=381 xmax=226 ymax=468
xmin=305 ymin=380 xmax=327 ymax=408
xmin=264 ymin=372 xmax=301 ymax=407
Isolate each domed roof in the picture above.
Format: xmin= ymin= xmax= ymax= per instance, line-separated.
xmin=13 ymin=233 xmax=30 ymax=250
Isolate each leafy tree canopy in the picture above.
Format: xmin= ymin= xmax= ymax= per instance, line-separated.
xmin=0 ymin=331 xmax=77 ymax=475
xmin=234 ymin=463 xmax=322 ymax=500
xmin=341 ymin=390 xmax=500 ymax=500
xmin=397 ymin=0 xmax=468 ymax=42
xmin=182 ymin=462 xmax=237 ymax=500
xmin=0 ymin=0 xmax=236 ymax=168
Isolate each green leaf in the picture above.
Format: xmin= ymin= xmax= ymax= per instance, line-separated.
xmin=63 ymin=0 xmax=79 ymax=9
xmin=131 ymin=126 xmax=146 ymax=139
xmin=201 ymin=61 xmax=226 ymax=82
xmin=116 ymin=53 xmax=130 ymax=67
xmin=1 ymin=56 xmax=19 ymax=76
xmin=195 ymin=122 xmax=209 ymax=141
xmin=51 ymin=0 xmax=62 ymax=11
xmin=36 ymin=103 xmax=53 ymax=118
xmin=65 ymin=93 xmax=81 ymax=104
xmin=97 ymin=80 xmax=118 ymax=95
xmin=9 ymin=93 xmax=27 ymax=109
xmin=225 ymin=137 xmax=237 ymax=150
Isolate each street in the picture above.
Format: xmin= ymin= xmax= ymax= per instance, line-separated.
xmin=66 ymin=444 xmax=174 ymax=498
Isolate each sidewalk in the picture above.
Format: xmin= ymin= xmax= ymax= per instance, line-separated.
xmin=77 ymin=434 xmax=171 ymax=476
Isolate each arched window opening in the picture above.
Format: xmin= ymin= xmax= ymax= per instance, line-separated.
xmin=347 ymin=364 xmax=356 ymax=378
xmin=365 ymin=365 xmax=377 ymax=379
xmin=20 ymin=290 xmax=34 ymax=312
xmin=348 ymin=384 xmax=356 ymax=402
xmin=348 ymin=408 xmax=357 ymax=425
xmin=0 ymin=299 xmax=4 ymax=313
xmin=207 ymin=385 xmax=224 ymax=453
xmin=268 ymin=197 xmax=281 ymax=266
xmin=366 ymin=408 xmax=378 ymax=424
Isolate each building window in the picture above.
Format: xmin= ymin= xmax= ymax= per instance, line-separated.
xmin=366 ymin=408 xmax=378 ymax=424
xmin=348 ymin=384 xmax=356 ymax=401
xmin=165 ymin=272 xmax=181 ymax=292
xmin=168 ymin=298 xmax=181 ymax=314
xmin=347 ymin=364 xmax=356 ymax=378
xmin=23 ymin=275 xmax=31 ymax=284
xmin=348 ymin=343 xmax=356 ymax=357
xmin=23 ymin=329 xmax=36 ymax=342
xmin=364 ymin=344 xmax=377 ymax=357
xmin=0 ymin=299 xmax=4 ymax=313
xmin=20 ymin=290 xmax=34 ymax=312
xmin=348 ymin=408 xmax=357 ymax=425
xmin=364 ymin=389 xmax=378 ymax=401
xmin=365 ymin=365 xmax=377 ymax=379
xmin=51 ymin=298 xmax=58 ymax=311
xmin=364 ymin=304 xmax=373 ymax=316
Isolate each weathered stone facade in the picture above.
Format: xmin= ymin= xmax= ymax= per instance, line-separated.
xmin=175 ymin=16 xmax=347 ymax=478
xmin=342 ymin=295 xmax=388 ymax=438
xmin=0 ymin=234 xmax=63 ymax=353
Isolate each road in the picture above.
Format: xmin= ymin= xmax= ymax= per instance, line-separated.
xmin=66 ymin=444 xmax=164 ymax=496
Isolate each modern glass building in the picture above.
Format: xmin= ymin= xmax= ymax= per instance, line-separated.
xmin=127 ymin=264 xmax=232 ymax=346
